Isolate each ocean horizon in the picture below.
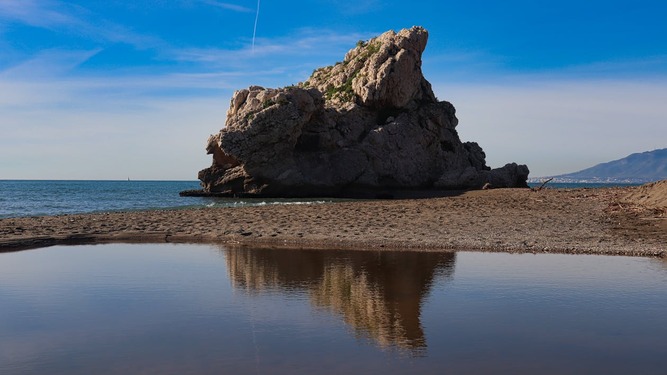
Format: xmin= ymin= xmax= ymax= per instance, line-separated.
xmin=0 ymin=180 xmax=338 ymax=219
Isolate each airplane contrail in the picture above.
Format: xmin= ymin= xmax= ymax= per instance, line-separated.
xmin=252 ymin=0 xmax=261 ymax=52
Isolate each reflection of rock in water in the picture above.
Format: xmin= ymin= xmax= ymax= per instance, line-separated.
xmin=223 ymin=247 xmax=455 ymax=354
xmin=225 ymin=248 xmax=330 ymax=292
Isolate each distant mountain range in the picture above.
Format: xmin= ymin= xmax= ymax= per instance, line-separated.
xmin=530 ymin=148 xmax=667 ymax=183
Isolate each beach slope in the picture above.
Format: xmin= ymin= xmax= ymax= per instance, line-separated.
xmin=1 ymin=186 xmax=665 ymax=256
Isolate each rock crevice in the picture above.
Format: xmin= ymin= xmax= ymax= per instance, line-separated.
xmin=193 ymin=26 xmax=529 ymax=197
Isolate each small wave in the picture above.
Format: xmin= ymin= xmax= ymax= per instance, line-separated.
xmin=203 ymin=200 xmax=332 ymax=209
xmin=281 ymin=201 xmax=329 ymax=205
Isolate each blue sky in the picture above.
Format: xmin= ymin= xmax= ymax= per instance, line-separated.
xmin=1 ymin=0 xmax=666 ymax=180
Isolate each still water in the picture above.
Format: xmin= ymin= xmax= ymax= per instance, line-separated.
xmin=1 ymin=244 xmax=665 ymax=374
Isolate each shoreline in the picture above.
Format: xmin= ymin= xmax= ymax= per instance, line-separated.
xmin=1 ymin=187 xmax=665 ymax=257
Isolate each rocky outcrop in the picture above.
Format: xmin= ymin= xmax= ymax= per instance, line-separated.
xmin=191 ymin=26 xmax=529 ymax=198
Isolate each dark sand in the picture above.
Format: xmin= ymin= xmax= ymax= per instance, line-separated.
xmin=1 ymin=186 xmax=665 ymax=257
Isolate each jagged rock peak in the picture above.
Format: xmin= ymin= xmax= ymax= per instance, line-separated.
xmin=302 ymin=26 xmax=436 ymax=109
xmin=188 ymin=26 xmax=529 ymax=198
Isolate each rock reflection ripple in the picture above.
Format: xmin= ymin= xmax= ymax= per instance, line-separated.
xmin=223 ymin=247 xmax=456 ymax=354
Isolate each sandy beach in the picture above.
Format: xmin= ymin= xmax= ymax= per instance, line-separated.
xmin=1 ymin=185 xmax=665 ymax=257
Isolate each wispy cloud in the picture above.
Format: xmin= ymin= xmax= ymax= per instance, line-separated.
xmin=0 ymin=0 xmax=78 ymax=29
xmin=200 ymin=0 xmax=254 ymax=13
xmin=157 ymin=28 xmax=378 ymax=88
xmin=425 ymin=48 xmax=667 ymax=83
xmin=168 ymin=28 xmax=374 ymax=68
xmin=0 ymin=49 xmax=101 ymax=78
xmin=0 ymin=27 xmax=377 ymax=112
xmin=0 ymin=0 xmax=162 ymax=49
xmin=543 ymin=55 xmax=667 ymax=79
xmin=433 ymin=78 xmax=667 ymax=176
xmin=0 ymin=50 xmax=228 ymax=179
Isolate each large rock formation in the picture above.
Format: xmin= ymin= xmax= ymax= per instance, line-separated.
xmin=192 ymin=26 xmax=529 ymax=198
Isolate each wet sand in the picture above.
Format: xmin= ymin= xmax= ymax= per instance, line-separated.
xmin=1 ymin=187 xmax=665 ymax=257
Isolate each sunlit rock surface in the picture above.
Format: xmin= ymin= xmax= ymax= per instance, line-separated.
xmin=192 ymin=27 xmax=529 ymax=197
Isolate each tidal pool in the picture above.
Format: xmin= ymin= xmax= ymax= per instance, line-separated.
xmin=0 ymin=244 xmax=665 ymax=374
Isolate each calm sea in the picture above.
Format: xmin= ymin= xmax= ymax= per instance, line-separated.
xmin=0 ymin=180 xmax=331 ymax=219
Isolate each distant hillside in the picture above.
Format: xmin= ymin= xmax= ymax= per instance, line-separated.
xmin=534 ymin=148 xmax=667 ymax=183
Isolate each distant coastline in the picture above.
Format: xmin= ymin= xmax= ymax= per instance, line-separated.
xmin=532 ymin=148 xmax=667 ymax=184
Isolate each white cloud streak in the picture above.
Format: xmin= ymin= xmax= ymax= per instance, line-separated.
xmin=200 ymin=0 xmax=254 ymax=13
xmin=0 ymin=28 xmax=377 ymax=114
xmin=0 ymin=0 xmax=162 ymax=49
xmin=0 ymin=0 xmax=77 ymax=29
xmin=169 ymin=29 xmax=372 ymax=65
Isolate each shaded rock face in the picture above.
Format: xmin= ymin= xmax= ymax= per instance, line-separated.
xmin=197 ymin=26 xmax=529 ymax=197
